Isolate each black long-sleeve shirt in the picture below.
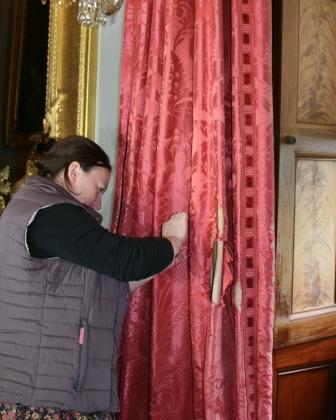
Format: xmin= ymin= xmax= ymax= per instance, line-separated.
xmin=27 ymin=203 xmax=174 ymax=282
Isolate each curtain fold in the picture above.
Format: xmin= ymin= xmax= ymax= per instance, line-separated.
xmin=111 ymin=0 xmax=274 ymax=418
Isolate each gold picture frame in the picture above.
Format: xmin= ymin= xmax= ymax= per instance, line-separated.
xmin=45 ymin=0 xmax=98 ymax=140
xmin=4 ymin=0 xmax=98 ymax=148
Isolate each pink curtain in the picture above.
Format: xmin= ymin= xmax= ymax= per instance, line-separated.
xmin=111 ymin=0 xmax=274 ymax=419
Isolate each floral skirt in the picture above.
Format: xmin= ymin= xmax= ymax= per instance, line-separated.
xmin=0 ymin=404 xmax=115 ymax=420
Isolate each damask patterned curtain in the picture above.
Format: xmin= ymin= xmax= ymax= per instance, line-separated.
xmin=111 ymin=0 xmax=274 ymax=419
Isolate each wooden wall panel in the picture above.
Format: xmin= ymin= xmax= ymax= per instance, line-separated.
xmin=275 ymin=0 xmax=336 ymax=417
xmin=292 ymin=159 xmax=336 ymax=313
xmin=276 ymin=366 xmax=332 ymax=420
xmin=275 ymin=141 xmax=336 ymax=347
xmin=298 ymin=0 xmax=336 ymax=125
xmin=273 ymin=337 xmax=336 ymax=420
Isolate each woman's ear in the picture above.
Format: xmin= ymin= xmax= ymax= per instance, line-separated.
xmin=67 ymin=161 xmax=82 ymax=193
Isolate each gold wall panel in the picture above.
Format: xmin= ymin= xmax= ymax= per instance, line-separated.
xmin=45 ymin=0 xmax=98 ymax=139
xmin=298 ymin=0 xmax=336 ymax=125
xmin=292 ymin=159 xmax=336 ymax=313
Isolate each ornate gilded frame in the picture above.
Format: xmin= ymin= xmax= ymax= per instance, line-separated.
xmin=45 ymin=0 xmax=98 ymax=140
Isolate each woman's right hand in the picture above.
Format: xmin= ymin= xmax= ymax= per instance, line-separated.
xmin=162 ymin=212 xmax=188 ymax=258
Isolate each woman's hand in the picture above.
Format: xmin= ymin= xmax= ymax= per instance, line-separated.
xmin=162 ymin=212 xmax=188 ymax=258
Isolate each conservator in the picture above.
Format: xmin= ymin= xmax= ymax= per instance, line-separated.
xmin=0 ymin=136 xmax=187 ymax=419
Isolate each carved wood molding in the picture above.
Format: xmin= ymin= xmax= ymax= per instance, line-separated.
xmin=45 ymin=0 xmax=98 ymax=140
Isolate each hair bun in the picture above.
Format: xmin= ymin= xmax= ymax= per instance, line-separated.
xmin=34 ymin=137 xmax=57 ymax=154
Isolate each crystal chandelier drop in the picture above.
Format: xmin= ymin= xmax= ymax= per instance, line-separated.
xmin=43 ymin=0 xmax=123 ymax=26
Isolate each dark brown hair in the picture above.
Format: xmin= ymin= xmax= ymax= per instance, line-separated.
xmin=36 ymin=136 xmax=111 ymax=188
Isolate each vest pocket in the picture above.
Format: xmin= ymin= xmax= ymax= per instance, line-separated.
xmin=74 ymin=319 xmax=88 ymax=392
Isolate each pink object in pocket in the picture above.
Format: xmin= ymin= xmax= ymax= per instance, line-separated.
xmin=79 ymin=326 xmax=85 ymax=345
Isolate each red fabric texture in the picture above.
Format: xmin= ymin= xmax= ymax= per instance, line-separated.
xmin=111 ymin=0 xmax=274 ymax=419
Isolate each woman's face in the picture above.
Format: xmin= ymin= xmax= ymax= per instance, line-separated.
xmin=65 ymin=163 xmax=111 ymax=211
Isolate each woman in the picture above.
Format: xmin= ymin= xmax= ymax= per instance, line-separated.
xmin=0 ymin=136 xmax=187 ymax=419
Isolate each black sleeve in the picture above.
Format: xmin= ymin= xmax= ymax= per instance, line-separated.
xmin=27 ymin=203 xmax=174 ymax=282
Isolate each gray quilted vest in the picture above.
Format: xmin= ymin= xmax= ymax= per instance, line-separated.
xmin=0 ymin=176 xmax=130 ymax=413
